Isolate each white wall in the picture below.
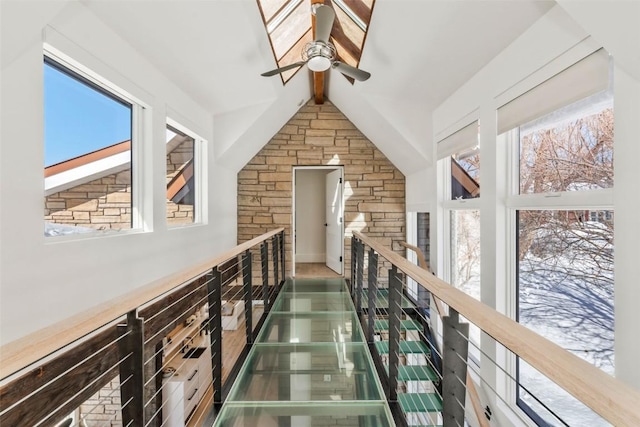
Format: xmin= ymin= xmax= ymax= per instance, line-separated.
xmin=294 ymin=169 xmax=327 ymax=263
xmin=0 ymin=1 xmax=237 ymax=345
xmin=431 ymin=3 xmax=640 ymax=423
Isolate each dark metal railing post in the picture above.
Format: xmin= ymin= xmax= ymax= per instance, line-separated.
xmin=442 ymin=309 xmax=469 ymax=427
xmin=207 ymin=268 xmax=223 ymax=404
xmin=280 ymin=230 xmax=286 ymax=283
xmin=261 ymin=242 xmax=270 ymax=311
xmin=117 ymin=311 xmax=144 ymax=426
xmin=355 ymin=239 xmax=364 ymax=316
xmin=388 ymin=265 xmax=401 ymax=402
xmin=242 ymin=250 xmax=254 ymax=344
xmin=272 ymin=234 xmax=280 ymax=289
xmin=351 ymin=235 xmax=357 ymax=296
xmin=367 ymin=248 xmax=378 ymax=343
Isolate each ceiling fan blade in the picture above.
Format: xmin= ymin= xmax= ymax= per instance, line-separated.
xmin=261 ymin=61 xmax=307 ymax=77
xmin=332 ymin=61 xmax=371 ymax=81
xmin=314 ymin=5 xmax=335 ymax=43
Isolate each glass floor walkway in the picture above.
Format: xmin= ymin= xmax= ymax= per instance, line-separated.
xmin=213 ymin=277 xmax=395 ymax=426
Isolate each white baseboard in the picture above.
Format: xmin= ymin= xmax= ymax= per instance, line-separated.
xmin=295 ymin=253 xmax=326 ymax=263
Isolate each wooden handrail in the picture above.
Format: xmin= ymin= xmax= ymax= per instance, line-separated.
xmin=399 ymin=241 xmax=430 ymax=270
xmin=401 ymin=241 xmax=488 ymax=427
xmin=356 ymin=231 xmax=640 ymax=426
xmin=466 ymin=375 xmax=490 ymax=427
xmin=0 ymin=228 xmax=285 ymax=381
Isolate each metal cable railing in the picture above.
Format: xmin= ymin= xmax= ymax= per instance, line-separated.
xmin=351 ymin=231 xmax=640 ymax=427
xmin=0 ymin=228 xmax=286 ymax=427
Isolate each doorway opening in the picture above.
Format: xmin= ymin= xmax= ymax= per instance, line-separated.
xmin=292 ymin=166 xmax=344 ymax=278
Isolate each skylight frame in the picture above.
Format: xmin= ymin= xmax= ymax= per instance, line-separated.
xmin=267 ymin=0 xmax=305 ymax=34
xmin=256 ymin=0 xmax=375 ymax=84
xmin=332 ymin=0 xmax=367 ymax=31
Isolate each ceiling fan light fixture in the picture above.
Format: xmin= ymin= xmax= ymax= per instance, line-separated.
xmin=302 ymin=40 xmax=336 ymax=72
xmin=308 ymin=56 xmax=331 ymax=72
xmin=260 ymin=5 xmax=371 ymax=82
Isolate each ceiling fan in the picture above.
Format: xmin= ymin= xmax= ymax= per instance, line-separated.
xmin=260 ymin=4 xmax=371 ymax=82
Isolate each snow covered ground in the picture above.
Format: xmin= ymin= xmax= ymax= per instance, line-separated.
xmin=518 ymin=221 xmax=614 ymax=426
xmin=44 ymin=221 xmax=95 ymax=237
xmin=449 ymin=214 xmax=614 ymax=426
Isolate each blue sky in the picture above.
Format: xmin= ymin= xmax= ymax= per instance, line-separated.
xmin=44 ymin=62 xmax=131 ymax=167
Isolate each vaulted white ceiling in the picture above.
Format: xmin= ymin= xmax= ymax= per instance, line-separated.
xmin=80 ymin=0 xmax=556 ymax=174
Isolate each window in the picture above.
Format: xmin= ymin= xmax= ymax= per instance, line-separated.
xmin=166 ymin=123 xmax=199 ymax=226
xmin=437 ymin=120 xmax=480 ymax=200
xmin=440 ymin=120 xmax=482 ymax=365
xmin=519 ymin=99 xmax=613 ymax=194
xmin=516 ymin=209 xmax=613 ymax=426
xmin=449 ymin=209 xmax=481 ymax=363
xmin=502 ymin=49 xmax=614 ymax=425
xmin=451 ymin=148 xmax=480 ymax=200
xmin=44 ymin=55 xmax=144 ymax=237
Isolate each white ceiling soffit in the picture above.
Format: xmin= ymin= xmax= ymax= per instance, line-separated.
xmin=555 ymin=0 xmax=640 ymax=81
xmin=327 ymin=0 xmax=555 ymax=173
xmin=1 ymin=0 xmax=69 ymax=67
xmin=352 ymin=0 xmax=556 ymax=106
xmin=81 ymin=0 xmax=555 ymax=174
xmin=82 ymin=0 xmax=299 ymax=115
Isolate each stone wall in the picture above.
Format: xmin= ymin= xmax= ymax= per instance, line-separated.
xmin=166 ymin=138 xmax=195 ymax=226
xmin=79 ymin=376 xmax=122 ymax=426
xmin=166 ymin=139 xmax=193 ymax=181
xmin=44 ymin=138 xmax=194 ymax=232
xmin=45 ymin=170 xmax=132 ymax=231
xmin=237 ymin=100 xmax=406 ymax=279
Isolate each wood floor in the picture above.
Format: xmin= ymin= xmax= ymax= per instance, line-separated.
xmin=295 ymin=262 xmax=342 ymax=278
xmin=188 ymin=306 xmax=263 ymax=427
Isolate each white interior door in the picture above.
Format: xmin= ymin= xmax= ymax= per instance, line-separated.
xmin=325 ymin=169 xmax=343 ymax=274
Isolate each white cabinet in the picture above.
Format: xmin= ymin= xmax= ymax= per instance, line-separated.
xmin=221 ymin=300 xmax=245 ymax=330
xmin=161 ymin=344 xmax=212 ymax=427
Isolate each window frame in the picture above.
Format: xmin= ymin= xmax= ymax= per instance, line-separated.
xmin=43 ymin=46 xmax=150 ymax=238
xmin=440 ymin=148 xmax=483 ymax=373
xmin=165 ymin=118 xmax=206 ymax=228
xmin=505 ymin=104 xmax=615 ymax=423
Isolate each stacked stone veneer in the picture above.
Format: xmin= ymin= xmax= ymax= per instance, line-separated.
xmin=166 ymin=138 xmax=195 ymax=225
xmin=79 ymin=376 xmax=122 ymax=426
xmin=238 ymin=100 xmax=406 ymax=279
xmin=44 ymin=170 xmax=132 ymax=231
xmin=44 ymin=138 xmax=194 ymax=231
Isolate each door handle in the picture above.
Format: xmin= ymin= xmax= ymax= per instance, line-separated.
xmin=324 ymin=223 xmax=328 ymax=226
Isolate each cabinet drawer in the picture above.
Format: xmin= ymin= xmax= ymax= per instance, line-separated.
xmin=185 ymin=364 xmax=200 ymax=385
xmin=184 ymin=382 xmax=200 ymax=419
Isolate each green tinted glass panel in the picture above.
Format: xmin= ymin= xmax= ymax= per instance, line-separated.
xmin=215 ymin=402 xmax=394 ymax=426
xmin=272 ymin=292 xmax=354 ymax=312
xmin=257 ymin=311 xmax=364 ymax=343
xmin=228 ymin=343 xmax=382 ymax=402
xmin=360 ymin=288 xmax=414 ymax=309
xmin=281 ymin=277 xmax=347 ymax=293
xmin=213 ymin=278 xmax=394 ymax=426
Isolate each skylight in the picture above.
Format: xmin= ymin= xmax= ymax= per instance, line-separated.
xmin=257 ymin=0 xmax=375 ymax=84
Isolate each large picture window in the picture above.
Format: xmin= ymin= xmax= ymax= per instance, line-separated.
xmin=503 ymin=49 xmax=614 ymax=426
xmin=44 ymin=55 xmax=143 ymax=237
xmin=517 ymin=209 xmax=613 ymax=425
xmin=519 ymin=99 xmax=613 ymax=195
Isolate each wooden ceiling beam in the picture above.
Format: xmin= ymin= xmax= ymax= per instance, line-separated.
xmin=314 ymin=71 xmax=325 ymax=104
xmin=312 ymin=0 xmax=325 ymax=104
